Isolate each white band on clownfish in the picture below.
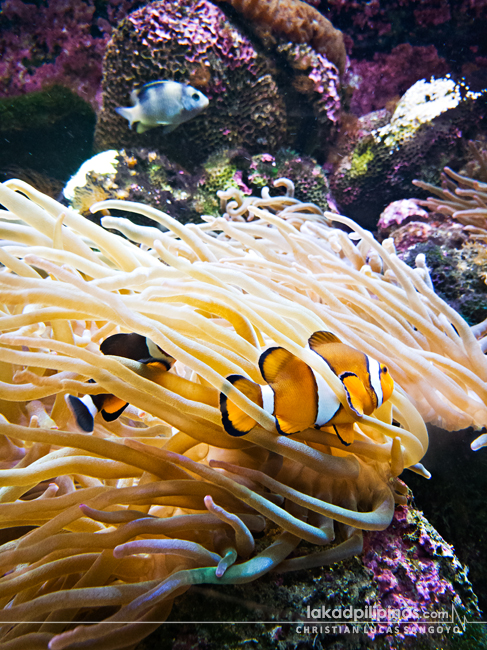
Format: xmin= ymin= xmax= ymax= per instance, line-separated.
xmin=147 ymin=337 xmax=163 ymax=360
xmin=311 ymin=368 xmax=341 ymax=427
xmin=146 ymin=337 xmax=174 ymax=368
xmin=261 ymin=384 xmax=275 ymax=416
xmin=80 ymin=394 xmax=98 ymax=419
xmin=367 ymin=356 xmax=383 ymax=407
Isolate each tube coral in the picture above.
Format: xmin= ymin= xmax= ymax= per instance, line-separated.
xmin=0 ymin=176 xmax=484 ymax=647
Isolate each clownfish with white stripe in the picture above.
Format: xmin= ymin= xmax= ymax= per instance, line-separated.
xmin=67 ymin=333 xmax=175 ymax=433
xmin=219 ymin=331 xmax=394 ymax=445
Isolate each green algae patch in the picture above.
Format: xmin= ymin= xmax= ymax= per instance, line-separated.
xmin=0 ymin=85 xmax=94 ymax=132
xmin=349 ymin=143 xmax=375 ymax=179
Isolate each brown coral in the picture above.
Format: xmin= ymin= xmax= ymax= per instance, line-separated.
xmin=214 ymin=0 xmax=347 ymax=75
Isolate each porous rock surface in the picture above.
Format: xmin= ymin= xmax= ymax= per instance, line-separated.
xmin=330 ymin=77 xmax=487 ymax=228
xmin=95 ymin=0 xmax=341 ymax=166
xmin=137 ymin=505 xmax=482 ymax=650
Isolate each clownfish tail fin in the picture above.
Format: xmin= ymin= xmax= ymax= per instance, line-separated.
xmin=96 ymin=394 xmax=129 ymax=422
xmin=220 ymin=375 xmax=262 ymax=437
xmin=66 ymin=394 xmax=97 ymax=433
xmin=67 ymin=391 xmax=129 ymax=431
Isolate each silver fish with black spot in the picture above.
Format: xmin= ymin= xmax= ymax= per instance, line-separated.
xmin=115 ymin=80 xmax=209 ymax=134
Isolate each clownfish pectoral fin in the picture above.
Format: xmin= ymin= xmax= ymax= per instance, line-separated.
xmin=220 ymin=375 xmax=262 ymax=437
xmin=308 ymin=331 xmax=343 ymax=351
xmin=339 ymin=372 xmax=368 ymax=417
xmin=333 ymin=424 xmax=354 ymax=446
xmin=66 ymin=394 xmax=97 ymax=433
xmin=275 ymin=417 xmax=305 ymax=436
xmin=100 ymin=333 xmax=175 ymax=371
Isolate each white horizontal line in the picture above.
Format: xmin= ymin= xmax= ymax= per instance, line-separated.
xmin=3 ymin=620 xmax=479 ymax=625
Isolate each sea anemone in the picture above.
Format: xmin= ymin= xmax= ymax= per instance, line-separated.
xmin=413 ymin=142 xmax=487 ymax=233
xmin=0 ymin=177 xmax=485 ymax=648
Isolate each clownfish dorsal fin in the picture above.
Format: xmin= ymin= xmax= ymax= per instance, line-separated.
xmin=259 ymin=346 xmax=299 ymax=384
xmin=308 ymin=331 xmax=343 ymax=350
xmin=339 ymin=371 xmax=368 ymax=417
xmin=219 ymin=375 xmax=262 ymax=437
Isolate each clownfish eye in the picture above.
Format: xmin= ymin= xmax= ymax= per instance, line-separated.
xmin=382 ymin=366 xmax=388 ymax=373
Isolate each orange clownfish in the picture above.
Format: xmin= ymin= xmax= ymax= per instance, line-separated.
xmin=219 ymin=331 xmax=394 ymax=445
xmin=67 ymin=333 xmax=175 ymax=433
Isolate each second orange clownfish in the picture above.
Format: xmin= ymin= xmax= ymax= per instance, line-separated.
xmin=219 ymin=331 xmax=394 ymax=445
xmin=67 ymin=333 xmax=176 ymax=433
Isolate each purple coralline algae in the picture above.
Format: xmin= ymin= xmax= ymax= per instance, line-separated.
xmin=349 ymin=43 xmax=449 ymax=116
xmin=326 ymin=0 xmax=487 ymax=55
xmin=94 ymin=0 xmax=342 ymax=165
xmin=377 ymin=198 xmax=429 ymax=237
xmin=377 ymin=155 xmax=487 ymax=326
xmin=277 ymin=42 xmax=342 ymax=132
xmin=377 ymin=197 xmax=466 ymax=251
xmin=387 ymin=149 xmax=487 ymax=325
xmin=362 ymin=505 xmax=476 ymax=638
xmin=0 ymin=0 xmax=141 ymax=109
xmin=325 ymin=0 xmax=487 ymax=120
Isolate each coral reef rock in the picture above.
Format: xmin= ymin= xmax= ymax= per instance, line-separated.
xmin=140 ymin=506 xmax=481 ymax=650
xmin=330 ymin=76 xmax=487 ymax=229
xmin=350 ymin=43 xmax=449 ymax=116
xmin=196 ymin=148 xmax=332 ymax=215
xmin=327 ymin=0 xmax=487 ymax=68
xmin=382 ymin=218 xmax=487 ymax=326
xmin=64 ymin=148 xmax=200 ymax=225
xmin=0 ymin=0 xmax=141 ymax=109
xmin=63 ymin=147 xmax=331 ymax=223
xmin=94 ymin=0 xmax=341 ymax=166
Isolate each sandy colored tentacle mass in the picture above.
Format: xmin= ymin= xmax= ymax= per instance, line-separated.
xmin=0 ymin=176 xmax=484 ymax=648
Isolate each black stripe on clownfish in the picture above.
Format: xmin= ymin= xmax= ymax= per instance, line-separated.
xmin=219 ymin=331 xmax=394 ymax=446
xmin=67 ymin=333 xmax=176 ymax=433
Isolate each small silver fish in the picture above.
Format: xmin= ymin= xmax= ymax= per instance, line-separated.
xmin=115 ymin=80 xmax=209 ymax=134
